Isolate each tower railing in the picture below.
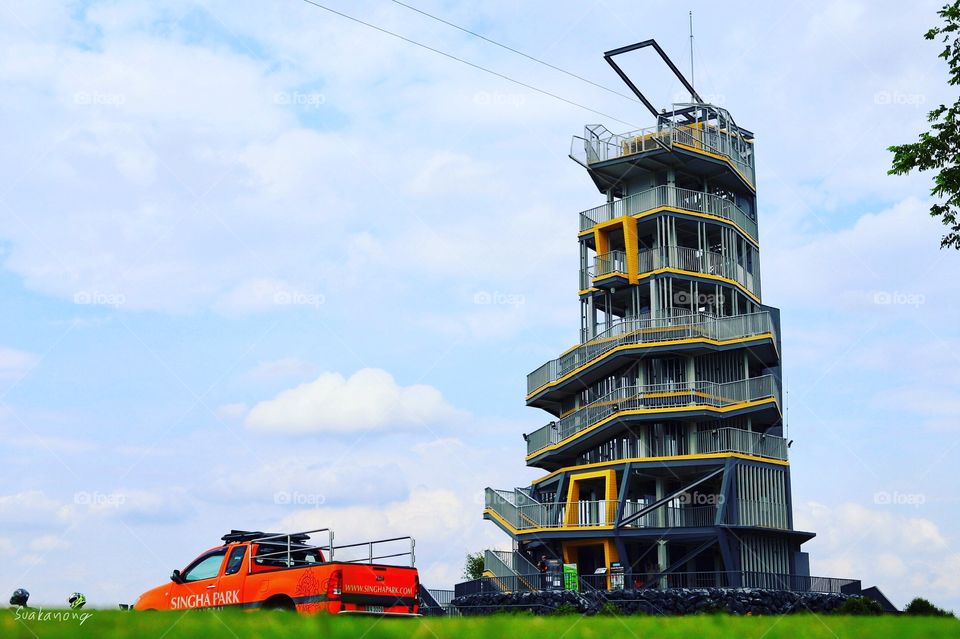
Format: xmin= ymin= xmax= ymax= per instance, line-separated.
xmin=571 ymin=121 xmax=755 ymax=187
xmin=593 ymin=250 xmax=628 ymax=277
xmin=578 ymin=184 xmax=757 ymax=241
xmin=527 ymin=312 xmax=776 ymax=396
xmin=483 ymin=550 xmax=540 ymax=592
xmin=484 ymin=489 xmax=717 ymax=531
xmin=696 ymin=427 xmax=788 ymax=461
xmin=582 ymin=245 xmax=761 ymax=297
xmin=526 ymin=375 xmax=780 ymax=457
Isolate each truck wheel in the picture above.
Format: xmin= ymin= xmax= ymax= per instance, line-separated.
xmin=263 ymin=596 xmax=296 ymax=612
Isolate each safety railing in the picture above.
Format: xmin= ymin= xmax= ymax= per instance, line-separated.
xmin=635 ymin=245 xmax=760 ymax=296
xmin=619 ymin=503 xmax=717 ymax=529
xmin=578 ymin=245 xmax=760 ymax=297
xmin=486 ymin=549 xmax=540 ymax=577
xmin=594 ymin=250 xmax=628 ymax=278
xmin=526 ymin=311 xmax=775 ymax=396
xmin=696 ymin=427 xmax=788 ymax=461
xmin=526 ymin=375 xmax=780 ymax=457
xmin=457 ymin=571 xmax=859 ymax=597
xmin=485 ymin=490 xmax=719 ymax=532
xmin=483 ymin=550 xmax=540 ymax=593
xmin=671 ymin=124 xmax=755 ymax=187
xmin=570 ymin=122 xmax=755 ymax=187
xmin=578 ymin=185 xmax=757 ymax=241
xmin=618 ymin=571 xmax=858 ymax=593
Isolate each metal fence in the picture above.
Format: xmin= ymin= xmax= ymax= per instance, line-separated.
xmin=485 ymin=489 xmax=721 ymax=532
xmin=526 ymin=311 xmax=775 ymax=396
xmin=455 ymin=571 xmax=859 ymax=598
xmin=578 ymin=184 xmax=757 ymax=240
xmin=570 ymin=122 xmax=755 ymax=188
xmin=527 ymin=375 xmax=780 ymax=457
xmin=695 ymin=427 xmax=788 ymax=461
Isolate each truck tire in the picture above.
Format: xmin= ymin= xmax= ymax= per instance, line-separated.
xmin=263 ymin=595 xmax=296 ymax=612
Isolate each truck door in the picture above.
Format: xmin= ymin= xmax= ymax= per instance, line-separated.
xmin=214 ymin=545 xmax=247 ymax=608
xmin=169 ymin=548 xmax=227 ymax=610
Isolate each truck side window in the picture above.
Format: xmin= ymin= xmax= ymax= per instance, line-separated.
xmin=183 ymin=549 xmax=227 ymax=582
xmin=224 ymin=546 xmax=246 ymax=576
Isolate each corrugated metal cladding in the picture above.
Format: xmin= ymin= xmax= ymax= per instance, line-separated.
xmin=736 ymin=464 xmax=788 ymax=529
xmin=740 ymin=533 xmax=791 ymax=577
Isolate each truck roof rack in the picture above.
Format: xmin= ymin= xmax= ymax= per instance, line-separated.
xmin=221 ymin=530 xmax=312 ymax=544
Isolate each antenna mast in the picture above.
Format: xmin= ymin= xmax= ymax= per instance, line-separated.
xmin=689 ymin=11 xmax=695 ymax=101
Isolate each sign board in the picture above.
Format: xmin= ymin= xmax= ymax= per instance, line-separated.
xmin=563 ymin=563 xmax=579 ymax=592
xmin=610 ymin=562 xmax=624 ymax=591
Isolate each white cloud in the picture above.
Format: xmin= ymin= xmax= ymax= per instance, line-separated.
xmin=215 ymin=402 xmax=248 ymax=421
xmin=798 ymin=501 xmax=958 ymax=608
xmin=245 ymin=368 xmax=460 ymax=434
xmin=214 ymin=277 xmax=325 ymax=316
xmin=0 ymin=347 xmax=39 ymax=381
xmin=30 ymin=534 xmax=70 ymax=552
xmin=244 ymin=357 xmax=317 ymax=383
xmin=276 ymin=486 xmax=482 ymax=587
xmin=0 ymin=490 xmax=71 ymax=528
xmin=407 ymin=151 xmax=492 ymax=196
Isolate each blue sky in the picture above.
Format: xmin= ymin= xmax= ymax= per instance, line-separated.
xmin=0 ymin=0 xmax=958 ymax=612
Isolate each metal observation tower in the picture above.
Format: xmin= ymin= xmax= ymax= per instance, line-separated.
xmin=479 ymin=41 xmax=815 ymax=591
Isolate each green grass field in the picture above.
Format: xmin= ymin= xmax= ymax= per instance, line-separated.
xmin=4 ymin=610 xmax=959 ymax=639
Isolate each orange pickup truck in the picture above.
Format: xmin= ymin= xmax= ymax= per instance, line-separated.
xmin=134 ymin=529 xmax=420 ymax=616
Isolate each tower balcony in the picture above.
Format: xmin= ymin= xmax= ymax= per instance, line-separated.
xmin=484 ymin=488 xmax=717 ymax=534
xmin=571 ymin=120 xmax=755 ymax=192
xmin=532 ymin=426 xmax=789 ymax=478
xmin=585 ymin=245 xmax=761 ymax=300
xmin=525 ymin=375 xmax=781 ymax=462
xmin=526 ymin=311 xmax=777 ymax=403
xmin=578 ymin=184 xmax=757 ymax=242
